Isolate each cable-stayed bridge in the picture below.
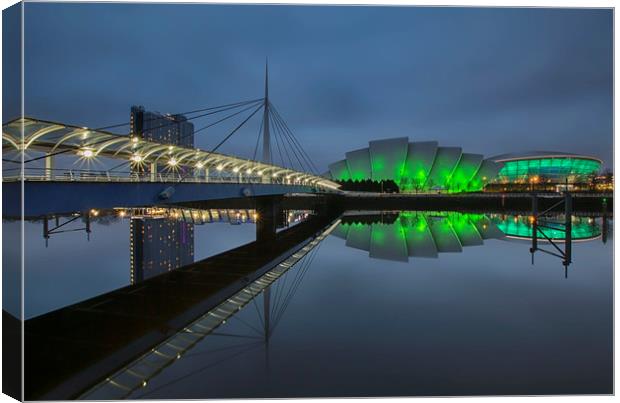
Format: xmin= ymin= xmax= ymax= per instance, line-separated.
xmin=2 ymin=68 xmax=340 ymax=217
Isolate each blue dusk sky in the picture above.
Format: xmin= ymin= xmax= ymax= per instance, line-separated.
xmin=8 ymin=3 xmax=614 ymax=170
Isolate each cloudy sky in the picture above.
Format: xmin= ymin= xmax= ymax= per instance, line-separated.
xmin=8 ymin=3 xmax=614 ymax=170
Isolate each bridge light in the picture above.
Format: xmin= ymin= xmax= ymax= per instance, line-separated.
xmin=196 ymin=162 xmax=204 ymax=169
xmin=272 ymin=173 xmax=278 ymax=177
xmin=168 ymin=158 xmax=178 ymax=166
xmin=131 ymin=136 xmax=139 ymax=144
xmin=79 ymin=148 xmax=94 ymax=158
xmin=216 ymin=165 xmax=223 ymax=171
xmin=246 ymin=168 xmax=252 ymax=174
xmin=90 ymin=209 xmax=99 ymax=216
xmin=131 ymin=154 xmax=143 ymax=163
xmin=233 ymin=167 xmax=239 ymax=173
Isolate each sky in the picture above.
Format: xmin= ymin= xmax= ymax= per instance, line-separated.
xmin=6 ymin=3 xmax=614 ymax=170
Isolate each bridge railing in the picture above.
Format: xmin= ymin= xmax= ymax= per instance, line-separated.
xmin=2 ymin=167 xmax=319 ymax=187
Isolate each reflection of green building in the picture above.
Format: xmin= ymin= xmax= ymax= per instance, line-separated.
xmin=491 ymin=215 xmax=601 ymax=241
xmin=333 ymin=212 xmax=603 ymax=262
xmin=328 ymin=138 xmax=501 ymax=193
xmin=332 ymin=211 xmax=504 ymax=262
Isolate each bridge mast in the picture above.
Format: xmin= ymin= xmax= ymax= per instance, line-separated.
xmin=261 ymin=61 xmax=272 ymax=352
xmin=262 ymin=60 xmax=271 ymax=164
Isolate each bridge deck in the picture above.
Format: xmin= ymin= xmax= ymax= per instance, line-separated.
xmin=24 ymin=213 xmax=337 ymax=400
xmin=3 ymin=180 xmax=325 ymax=217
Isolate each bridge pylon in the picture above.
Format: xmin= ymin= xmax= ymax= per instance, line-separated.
xmin=262 ymin=60 xmax=271 ymax=164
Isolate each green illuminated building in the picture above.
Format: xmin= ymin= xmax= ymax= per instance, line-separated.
xmin=491 ymin=152 xmax=602 ymax=184
xmin=328 ymin=138 xmax=501 ymax=193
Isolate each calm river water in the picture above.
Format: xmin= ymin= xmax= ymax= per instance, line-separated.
xmin=3 ymin=209 xmax=613 ymax=397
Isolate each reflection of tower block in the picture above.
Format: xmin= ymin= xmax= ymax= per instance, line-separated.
xmin=130 ymin=218 xmax=194 ymax=284
xmin=276 ymin=209 xmax=288 ymax=228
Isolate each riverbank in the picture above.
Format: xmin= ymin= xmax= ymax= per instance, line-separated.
xmin=335 ymin=191 xmax=612 ymax=215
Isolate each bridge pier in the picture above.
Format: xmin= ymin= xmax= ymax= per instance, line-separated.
xmin=602 ymin=198 xmax=608 ymax=243
xmin=530 ymin=193 xmax=538 ymax=257
xmin=45 ymin=153 xmax=55 ymax=180
xmin=255 ymin=197 xmax=282 ymax=244
xmin=564 ymin=192 xmax=572 ymax=267
xmin=150 ymin=162 xmax=157 ymax=181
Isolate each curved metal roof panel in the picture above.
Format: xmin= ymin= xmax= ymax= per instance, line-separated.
xmin=2 ymin=117 xmax=341 ymax=190
xmin=490 ymin=151 xmax=602 ymax=163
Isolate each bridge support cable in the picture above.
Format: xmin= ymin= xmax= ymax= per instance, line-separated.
xmin=269 ymin=102 xmax=318 ymax=173
xmin=134 ymin=342 xmax=265 ymax=399
xmin=268 ymin=102 xmax=319 ymax=174
xmin=269 ymin=106 xmax=310 ymax=173
xmin=251 ymin=113 xmax=265 ymax=163
xmin=266 ymin=232 xmax=323 ymax=332
xmin=249 ymin=99 xmax=313 ymax=173
xmin=90 ymin=98 xmax=263 ymax=133
xmin=158 ymin=103 xmax=265 ymax=194
xmin=85 ymin=101 xmax=266 ymax=175
xmin=270 ymin=111 xmax=299 ymax=171
xmin=272 ymin=108 xmax=320 ymax=175
xmin=196 ymin=104 xmax=264 ymax=161
xmin=19 ymin=99 xmax=264 ymax=165
xmin=192 ymin=100 xmax=264 ymax=137
xmin=270 ymin=240 xmax=323 ymax=333
xmin=269 ymin=111 xmax=287 ymax=168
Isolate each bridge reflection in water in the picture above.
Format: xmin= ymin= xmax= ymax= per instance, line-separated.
xmin=25 ymin=210 xmax=338 ymax=401
xmin=80 ymin=219 xmax=339 ymax=400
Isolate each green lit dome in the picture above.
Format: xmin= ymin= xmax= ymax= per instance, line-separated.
xmin=491 ymin=152 xmax=602 ymax=184
xmin=328 ymin=138 xmax=501 ymax=193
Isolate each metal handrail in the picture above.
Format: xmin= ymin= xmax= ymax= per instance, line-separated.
xmin=2 ymin=167 xmax=321 ymax=187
